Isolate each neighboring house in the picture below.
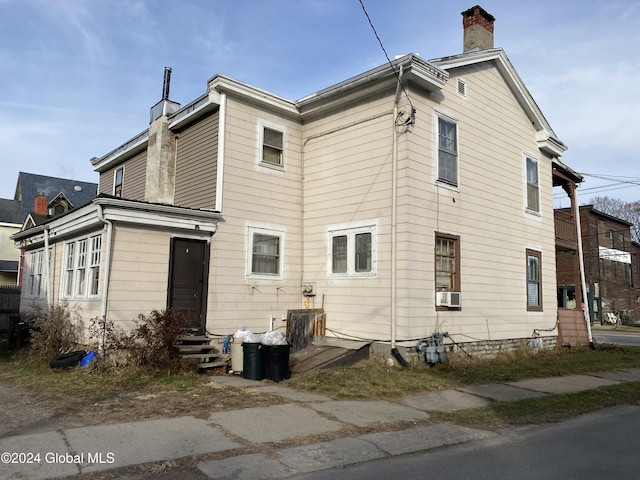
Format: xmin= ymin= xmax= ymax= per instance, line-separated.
xmin=6 ymin=172 xmax=98 ymax=290
xmin=557 ymin=205 xmax=638 ymax=325
xmin=15 ymin=172 xmax=98 ymax=224
xmin=0 ymin=199 xmax=22 ymax=285
xmin=13 ymin=6 xmax=585 ymax=358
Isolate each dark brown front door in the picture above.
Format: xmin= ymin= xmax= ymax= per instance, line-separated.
xmin=168 ymin=238 xmax=209 ymax=333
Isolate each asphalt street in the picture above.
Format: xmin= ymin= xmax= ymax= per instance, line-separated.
xmin=293 ymin=405 xmax=640 ymax=480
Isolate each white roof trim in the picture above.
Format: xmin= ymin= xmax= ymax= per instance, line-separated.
xmin=430 ymin=48 xmax=567 ymax=156
xmin=13 ymin=197 xmax=221 ymax=249
xmin=208 ymin=75 xmax=299 ymax=117
xmin=91 ymin=130 xmax=149 ymax=173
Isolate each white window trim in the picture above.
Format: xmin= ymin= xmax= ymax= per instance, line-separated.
xmin=433 ymin=112 xmax=460 ymax=190
xmin=524 ymin=154 xmax=541 ymax=217
xmin=247 ymin=226 xmax=285 ymax=281
xmin=257 ymin=120 xmax=286 ymax=171
xmin=327 ymin=224 xmax=377 ymax=278
xmin=24 ymin=249 xmax=50 ymax=299
xmin=62 ymin=234 xmax=103 ymax=299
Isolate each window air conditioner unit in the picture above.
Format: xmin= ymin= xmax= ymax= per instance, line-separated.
xmin=436 ymin=291 xmax=461 ymax=308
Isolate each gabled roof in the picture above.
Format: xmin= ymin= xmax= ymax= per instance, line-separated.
xmin=429 ymin=48 xmax=566 ymax=157
xmin=15 ymin=172 xmax=98 ymax=221
xmin=0 ymin=198 xmax=23 ymax=225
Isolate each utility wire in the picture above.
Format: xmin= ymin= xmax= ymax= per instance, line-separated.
xmin=357 ymin=0 xmax=414 ymax=111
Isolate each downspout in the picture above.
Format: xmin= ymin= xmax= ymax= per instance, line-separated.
xmin=574 ymin=187 xmax=593 ymax=343
xmin=97 ymin=204 xmax=114 ymax=320
xmin=43 ymin=226 xmax=51 ymax=306
xmin=390 ymin=66 xmax=409 ymax=367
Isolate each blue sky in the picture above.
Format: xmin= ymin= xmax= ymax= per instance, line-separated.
xmin=1 ymin=0 xmax=639 ymax=204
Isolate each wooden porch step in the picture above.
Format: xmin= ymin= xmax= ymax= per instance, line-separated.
xmin=197 ymin=361 xmax=228 ymax=371
xmin=178 ymin=352 xmax=220 ymax=360
xmin=173 ymin=344 xmax=216 ymax=353
xmin=176 ymin=335 xmax=212 ymax=344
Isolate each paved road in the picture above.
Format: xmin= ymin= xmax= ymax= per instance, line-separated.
xmin=294 ymin=406 xmax=640 ymax=480
xmin=594 ymin=331 xmax=640 ymax=347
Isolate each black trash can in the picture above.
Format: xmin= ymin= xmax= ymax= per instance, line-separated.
xmin=263 ymin=344 xmax=291 ymax=382
xmin=242 ymin=343 xmax=264 ymax=380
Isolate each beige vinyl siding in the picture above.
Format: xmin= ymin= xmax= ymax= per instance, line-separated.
xmin=174 ymin=112 xmax=218 ymax=209
xmin=105 ymin=226 xmax=171 ymax=332
xmin=302 ymin=89 xmax=396 ymax=341
xmin=401 ymin=62 xmax=558 ymax=342
xmin=205 ymin=96 xmax=303 ymax=334
xmin=98 ymin=150 xmax=147 ymax=201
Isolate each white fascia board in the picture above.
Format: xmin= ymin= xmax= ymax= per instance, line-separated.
xmin=297 ymin=55 xmax=447 ymax=118
xmin=209 ymin=75 xmax=299 ymax=118
xmin=103 ymin=208 xmax=218 ymax=233
xmin=14 ymin=198 xmax=222 ymax=248
xmin=94 ymin=197 xmax=221 ymax=232
xmin=91 ymin=130 xmax=150 ymax=173
xmin=168 ymin=90 xmax=221 ymax=131
xmin=537 ymin=131 xmax=568 ymax=157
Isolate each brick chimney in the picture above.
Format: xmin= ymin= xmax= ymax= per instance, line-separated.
xmin=462 ymin=5 xmax=495 ymax=52
xmin=34 ymin=192 xmax=48 ymax=215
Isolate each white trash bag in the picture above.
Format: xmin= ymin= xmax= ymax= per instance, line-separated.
xmin=261 ymin=330 xmax=287 ymax=345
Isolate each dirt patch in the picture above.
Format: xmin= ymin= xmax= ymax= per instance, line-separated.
xmin=0 ymin=373 xmax=285 ymax=439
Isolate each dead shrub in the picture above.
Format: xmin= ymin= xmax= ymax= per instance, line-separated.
xmin=88 ymin=309 xmax=190 ymax=370
xmin=21 ymin=303 xmax=83 ymax=364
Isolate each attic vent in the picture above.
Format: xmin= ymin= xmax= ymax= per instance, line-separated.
xmin=456 ymin=78 xmax=467 ymax=98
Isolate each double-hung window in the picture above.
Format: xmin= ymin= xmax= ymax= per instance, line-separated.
xmin=75 ymin=239 xmax=88 ymax=297
xmin=248 ymin=227 xmax=284 ymax=279
xmin=26 ymin=250 xmax=44 ymax=298
xmin=329 ymin=225 xmax=375 ymax=276
xmin=90 ymin=235 xmax=102 ymax=295
xmin=525 ymin=157 xmax=539 ymax=213
xmin=435 ymin=233 xmax=460 ymax=291
xmin=259 ymin=123 xmax=285 ymax=168
xmin=63 ymin=234 xmax=103 ymax=298
xmin=437 ymin=116 xmax=458 ymax=186
xmin=526 ymin=249 xmax=542 ymax=311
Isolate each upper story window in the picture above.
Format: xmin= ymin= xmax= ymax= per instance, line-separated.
xmin=328 ymin=225 xmax=376 ymax=277
xmin=248 ymin=227 xmax=284 ymax=280
xmin=114 ymin=167 xmax=124 ymax=197
xmin=259 ymin=122 xmax=285 ymax=169
xmin=526 ymin=249 xmax=542 ymax=311
xmin=525 ymin=156 xmax=539 ymax=213
xmin=608 ymin=230 xmax=615 ymax=248
xmin=437 ymin=116 xmax=458 ymax=187
xmin=619 ymin=233 xmax=625 ymax=250
xmin=63 ymin=234 xmax=102 ymax=299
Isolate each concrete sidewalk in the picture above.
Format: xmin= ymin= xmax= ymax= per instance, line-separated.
xmin=2 ymin=369 xmax=640 ymax=480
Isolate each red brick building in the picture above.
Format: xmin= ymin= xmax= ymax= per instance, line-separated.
xmin=556 ymin=206 xmax=639 ymax=325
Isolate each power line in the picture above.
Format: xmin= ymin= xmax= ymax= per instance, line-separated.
xmin=357 ymin=0 xmax=414 ymax=111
